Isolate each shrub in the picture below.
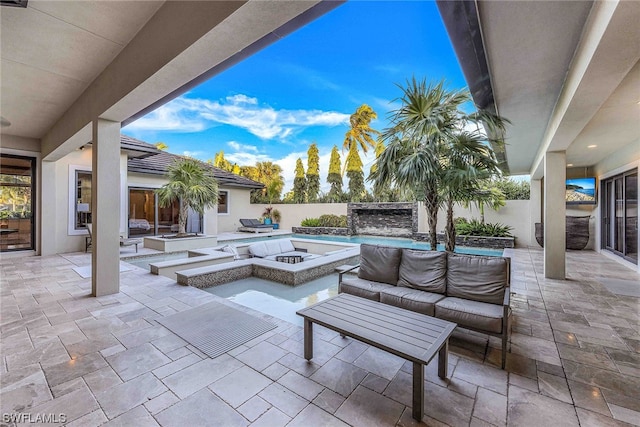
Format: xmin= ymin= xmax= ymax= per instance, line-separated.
xmin=300 ymin=214 xmax=347 ymax=228
xmin=455 ymin=218 xmax=513 ymax=237
xmin=491 ymin=177 xmax=530 ymax=200
xmin=318 ymin=214 xmax=347 ymax=227
xmin=300 ymin=218 xmax=321 ymax=227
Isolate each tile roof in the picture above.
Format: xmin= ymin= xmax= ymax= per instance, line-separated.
xmin=123 ymin=137 xmax=263 ymax=189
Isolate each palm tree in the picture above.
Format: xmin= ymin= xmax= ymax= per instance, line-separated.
xmin=440 ymin=131 xmax=502 ymax=251
xmin=156 ymin=158 xmax=219 ymax=236
xmin=342 ymin=104 xmax=380 ymax=172
xmin=370 ymin=77 xmax=508 ymax=250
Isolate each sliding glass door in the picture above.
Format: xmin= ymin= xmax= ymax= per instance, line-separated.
xmin=128 ymin=187 xmax=202 ymax=236
xmin=0 ymin=154 xmax=35 ymax=252
xmin=602 ymin=169 xmax=638 ymax=264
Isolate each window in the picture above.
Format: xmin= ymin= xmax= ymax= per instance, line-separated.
xmin=1 ymin=154 xmax=36 ymax=252
xmin=218 ymin=191 xmax=228 ymax=214
xmin=75 ymin=171 xmax=92 ymax=229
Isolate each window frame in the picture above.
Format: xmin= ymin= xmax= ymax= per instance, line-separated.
xmin=218 ymin=190 xmax=229 ymax=215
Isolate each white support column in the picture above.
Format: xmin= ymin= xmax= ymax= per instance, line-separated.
xmin=544 ymin=152 xmax=566 ymax=279
xmin=91 ymin=119 xmax=121 ymax=296
xmin=530 ymin=179 xmax=542 ymax=248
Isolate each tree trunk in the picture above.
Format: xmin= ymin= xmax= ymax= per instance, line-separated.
xmin=424 ymin=191 xmax=439 ymax=251
xmin=445 ymin=197 xmax=455 ymax=252
xmin=178 ymin=204 xmax=188 ymax=235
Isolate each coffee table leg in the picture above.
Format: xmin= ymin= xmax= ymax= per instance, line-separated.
xmin=412 ymin=362 xmax=424 ymax=421
xmin=304 ymin=319 xmax=313 ymax=360
xmin=438 ymin=340 xmax=449 ymax=379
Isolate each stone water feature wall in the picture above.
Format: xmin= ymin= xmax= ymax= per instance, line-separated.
xmin=347 ymin=202 xmax=418 ymax=237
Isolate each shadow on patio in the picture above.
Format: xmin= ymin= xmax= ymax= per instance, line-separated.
xmin=0 ymin=248 xmax=638 ymax=426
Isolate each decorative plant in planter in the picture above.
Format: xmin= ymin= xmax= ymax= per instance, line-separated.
xmin=271 ymin=209 xmax=281 ymax=229
xmin=156 ymin=158 xmax=219 ymax=237
xmin=262 ymin=206 xmax=273 ymax=225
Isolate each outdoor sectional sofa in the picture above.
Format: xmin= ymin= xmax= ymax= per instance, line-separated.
xmin=339 ymin=244 xmax=512 ymax=368
xmin=248 ymin=238 xmax=320 ymax=261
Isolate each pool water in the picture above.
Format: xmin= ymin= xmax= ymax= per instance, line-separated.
xmin=291 ymin=234 xmax=503 ymax=257
xmin=205 ymin=274 xmax=339 ymax=326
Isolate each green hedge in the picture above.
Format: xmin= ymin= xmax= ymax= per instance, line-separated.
xmin=300 ymin=214 xmax=347 ymax=228
xmin=455 ymin=218 xmax=513 ymax=238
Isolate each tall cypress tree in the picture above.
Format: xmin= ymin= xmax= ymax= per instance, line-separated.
xmin=293 ymin=158 xmax=307 ymax=203
xmin=306 ymin=143 xmax=320 ymax=202
xmin=346 ymin=142 xmax=365 ymax=202
xmin=327 ymin=145 xmax=343 ymax=202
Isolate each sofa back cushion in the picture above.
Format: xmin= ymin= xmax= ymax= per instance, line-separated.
xmin=446 ymin=253 xmax=509 ymax=304
xmin=249 ymin=239 xmax=295 ymax=258
xmin=398 ymin=249 xmax=447 ymax=293
xmin=358 ymin=244 xmax=403 ymax=285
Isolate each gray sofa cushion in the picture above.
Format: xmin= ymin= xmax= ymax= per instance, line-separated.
xmin=446 ymin=253 xmax=508 ymax=304
xmin=397 ymin=249 xmax=447 ymax=293
xmin=358 ymin=244 xmax=403 ymax=285
xmin=249 ymin=239 xmax=296 ymax=258
xmin=435 ymin=297 xmax=504 ymax=334
xmin=379 ymin=287 xmax=444 ymax=316
xmin=340 ymin=277 xmax=394 ymax=301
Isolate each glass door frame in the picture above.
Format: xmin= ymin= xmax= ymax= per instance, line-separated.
xmin=0 ymin=153 xmax=36 ymax=252
xmin=601 ymin=168 xmax=638 ymax=264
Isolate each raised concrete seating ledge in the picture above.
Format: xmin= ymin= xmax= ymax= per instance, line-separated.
xmin=150 ymin=251 xmax=234 ymax=280
xmin=176 ymin=246 xmax=360 ymax=287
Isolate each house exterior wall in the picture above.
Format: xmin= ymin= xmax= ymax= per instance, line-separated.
xmin=216 ymin=187 xmax=254 ymax=233
xmin=45 ymin=148 xmax=129 ymax=254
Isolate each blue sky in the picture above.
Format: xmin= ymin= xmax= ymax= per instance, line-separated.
xmin=123 ymin=1 xmax=467 ymax=192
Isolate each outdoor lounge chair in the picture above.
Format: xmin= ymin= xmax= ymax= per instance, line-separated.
xmin=238 ymin=218 xmax=274 ymax=233
xmin=85 ymin=223 xmax=142 ymax=253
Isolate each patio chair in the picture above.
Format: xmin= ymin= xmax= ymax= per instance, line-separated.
xmin=120 ymin=236 xmax=143 ymax=253
xmin=85 ymin=223 xmax=93 ymax=252
xmin=238 ymin=218 xmax=274 ymax=233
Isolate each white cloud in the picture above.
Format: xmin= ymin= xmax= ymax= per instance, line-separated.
xmin=125 ymin=94 xmax=350 ymax=140
xmin=227 ymin=141 xmax=258 ymax=153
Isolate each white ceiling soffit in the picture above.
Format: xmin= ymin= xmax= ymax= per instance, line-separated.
xmin=1 ymin=0 xmax=165 ymax=139
xmin=479 ymin=0 xmax=640 ymax=177
xmin=1 ymin=0 xmax=335 ymax=161
xmin=477 ymin=0 xmax=594 ymax=175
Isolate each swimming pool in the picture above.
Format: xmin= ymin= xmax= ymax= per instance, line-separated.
xmin=291 ymin=234 xmax=503 ymax=257
xmin=205 ymin=274 xmax=338 ymax=326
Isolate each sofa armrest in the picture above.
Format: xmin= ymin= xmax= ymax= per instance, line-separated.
xmin=503 ymin=287 xmax=510 ymax=307
xmin=338 ymin=264 xmax=360 ymax=283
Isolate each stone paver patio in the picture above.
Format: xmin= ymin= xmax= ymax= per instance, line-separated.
xmin=1 ymin=248 xmax=639 ymax=426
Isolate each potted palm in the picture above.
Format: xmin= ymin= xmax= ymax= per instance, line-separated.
xmin=262 ymin=206 xmax=273 ymax=225
xmin=156 ymin=158 xmax=219 ymax=236
xmin=271 ymin=209 xmax=281 ymax=229
xmin=146 ymin=158 xmax=219 ymax=252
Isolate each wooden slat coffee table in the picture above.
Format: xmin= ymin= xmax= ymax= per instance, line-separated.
xmin=296 ymin=293 xmax=456 ymax=421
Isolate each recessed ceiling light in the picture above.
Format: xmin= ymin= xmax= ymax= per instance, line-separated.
xmin=587 ymin=145 xmax=597 ymax=148
xmin=567 ymin=164 xmax=573 ymax=167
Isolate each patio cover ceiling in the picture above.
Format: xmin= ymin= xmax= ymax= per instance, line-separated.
xmin=1 ymin=0 xmax=341 ymax=160
xmin=439 ymin=0 xmax=640 ymax=177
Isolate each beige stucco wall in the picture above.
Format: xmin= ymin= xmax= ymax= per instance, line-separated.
xmin=216 ymin=187 xmax=255 ymax=233
xmin=45 ymin=148 xmax=130 ymax=254
xmin=238 ymin=203 xmax=349 ymax=233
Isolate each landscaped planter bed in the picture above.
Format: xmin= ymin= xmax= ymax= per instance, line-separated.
xmin=413 ymin=232 xmax=515 ymax=249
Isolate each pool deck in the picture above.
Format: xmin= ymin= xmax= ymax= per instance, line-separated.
xmin=1 ymin=247 xmax=639 ymax=426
